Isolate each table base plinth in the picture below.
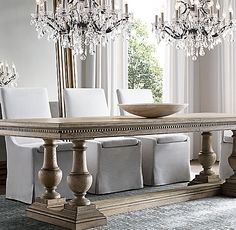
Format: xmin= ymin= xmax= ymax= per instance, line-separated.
xmin=188 ymin=174 xmax=221 ymax=186
xmin=26 ymin=201 xmax=107 ymax=230
xmin=222 ymin=177 xmax=236 ymax=197
xmin=35 ymin=197 xmax=66 ymax=211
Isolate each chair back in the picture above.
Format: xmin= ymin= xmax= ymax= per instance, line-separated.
xmin=0 ymin=88 xmax=51 ymax=145
xmin=116 ymin=89 xmax=154 ymax=115
xmin=64 ymin=88 xmax=110 ymax=117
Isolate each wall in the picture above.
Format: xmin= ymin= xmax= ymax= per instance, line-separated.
xmin=0 ymin=0 xmax=58 ymax=101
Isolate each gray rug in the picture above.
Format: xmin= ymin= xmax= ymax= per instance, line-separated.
xmin=0 ymin=196 xmax=236 ymax=230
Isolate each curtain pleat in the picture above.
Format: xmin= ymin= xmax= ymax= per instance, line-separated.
xmin=76 ymin=37 xmax=128 ymax=115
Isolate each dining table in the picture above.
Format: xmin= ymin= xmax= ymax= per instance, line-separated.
xmin=0 ymin=113 xmax=236 ymax=230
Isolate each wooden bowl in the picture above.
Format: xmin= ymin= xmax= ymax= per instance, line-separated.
xmin=118 ymin=103 xmax=188 ymax=118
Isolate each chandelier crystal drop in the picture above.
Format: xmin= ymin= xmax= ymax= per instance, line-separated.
xmin=153 ymin=0 xmax=236 ymax=60
xmin=31 ymin=0 xmax=132 ymax=60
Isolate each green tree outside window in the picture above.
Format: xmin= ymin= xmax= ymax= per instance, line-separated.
xmin=128 ymin=19 xmax=163 ymax=102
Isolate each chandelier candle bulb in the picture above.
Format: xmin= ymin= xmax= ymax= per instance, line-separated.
xmin=84 ymin=0 xmax=88 ymax=8
xmin=88 ymin=0 xmax=92 ymax=9
xmin=216 ymin=1 xmax=220 ymax=19
xmin=155 ymin=15 xmax=158 ymax=26
xmin=102 ymin=0 xmax=106 ymax=9
xmin=5 ymin=64 xmax=8 ymax=74
xmin=12 ymin=64 xmax=16 ymax=75
xmin=210 ymin=6 xmax=214 ymax=16
xmin=230 ymin=12 xmax=233 ymax=21
xmin=161 ymin=12 xmax=164 ymax=24
xmin=43 ymin=0 xmax=47 ymax=15
xmin=197 ymin=9 xmax=200 ymax=19
xmin=0 ymin=63 xmax=3 ymax=73
xmin=175 ymin=9 xmax=179 ymax=21
xmin=36 ymin=4 xmax=39 ymax=18
xmin=112 ymin=0 xmax=115 ymax=11
xmin=229 ymin=7 xmax=233 ymax=21
xmin=62 ymin=0 xmax=67 ymax=10
xmin=125 ymin=3 xmax=128 ymax=15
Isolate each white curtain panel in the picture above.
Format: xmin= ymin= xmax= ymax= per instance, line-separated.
xmin=218 ymin=0 xmax=236 ymax=113
xmin=76 ymin=0 xmax=128 ymax=115
xmin=215 ymin=0 xmax=236 ymax=160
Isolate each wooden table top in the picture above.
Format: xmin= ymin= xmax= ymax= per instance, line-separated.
xmin=0 ymin=113 xmax=235 ymax=140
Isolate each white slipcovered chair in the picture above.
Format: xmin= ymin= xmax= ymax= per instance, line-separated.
xmin=220 ymin=130 xmax=234 ymax=180
xmin=117 ymin=89 xmax=191 ymax=186
xmin=0 ymin=88 xmax=73 ymax=204
xmin=64 ymin=88 xmax=143 ymax=194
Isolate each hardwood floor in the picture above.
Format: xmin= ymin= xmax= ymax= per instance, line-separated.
xmin=0 ymin=160 xmax=219 ymax=196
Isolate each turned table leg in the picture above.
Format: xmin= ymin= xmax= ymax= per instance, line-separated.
xmin=27 ymin=139 xmax=65 ymax=220
xmin=63 ymin=140 xmax=107 ymax=229
xmin=67 ymin=140 xmax=92 ymax=206
xmin=222 ymin=130 xmax=236 ymax=197
xmin=189 ymin=132 xmax=221 ymax=185
xmin=38 ymin=139 xmax=62 ymax=200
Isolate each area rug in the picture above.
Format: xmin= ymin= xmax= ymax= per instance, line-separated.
xmin=0 ymin=195 xmax=236 ymax=230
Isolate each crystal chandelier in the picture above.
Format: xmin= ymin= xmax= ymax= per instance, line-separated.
xmin=31 ymin=0 xmax=132 ymax=60
xmin=153 ymin=0 xmax=236 ymax=60
xmin=0 ymin=62 xmax=18 ymax=87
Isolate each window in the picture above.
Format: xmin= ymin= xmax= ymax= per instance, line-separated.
xmin=128 ymin=0 xmax=165 ymax=102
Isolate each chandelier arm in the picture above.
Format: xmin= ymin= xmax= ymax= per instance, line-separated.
xmin=181 ymin=8 xmax=191 ymax=21
xmin=182 ymin=23 xmax=190 ymax=37
xmin=163 ymin=26 xmax=185 ymax=39
xmin=69 ymin=0 xmax=79 ymax=9
xmin=206 ymin=18 xmax=227 ymax=37
xmin=44 ymin=17 xmax=68 ymax=34
xmin=92 ymin=23 xmax=103 ymax=35
xmin=200 ymin=7 xmax=208 ymax=15
xmin=105 ymin=18 xmax=129 ymax=34
xmin=181 ymin=1 xmax=189 ymax=15
xmin=96 ymin=12 xmax=117 ymax=33
xmin=202 ymin=1 xmax=210 ymax=12
xmin=2 ymin=74 xmax=16 ymax=86
xmin=211 ymin=25 xmax=229 ymax=38
xmin=92 ymin=0 xmax=99 ymax=7
xmin=100 ymin=13 xmax=115 ymax=31
xmin=74 ymin=10 xmax=91 ymax=34
xmin=91 ymin=12 xmax=105 ymax=34
xmin=45 ymin=21 xmax=62 ymax=34
xmin=202 ymin=0 xmax=213 ymax=10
